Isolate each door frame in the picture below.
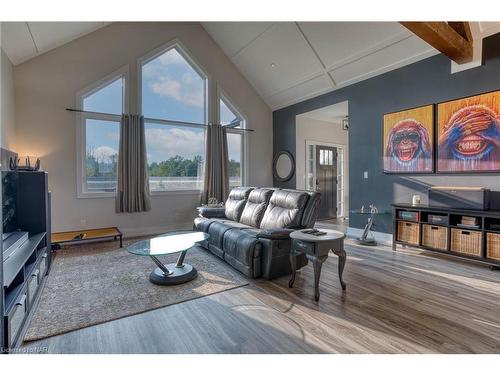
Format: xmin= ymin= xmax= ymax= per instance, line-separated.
xmin=305 ymin=140 xmax=346 ymax=218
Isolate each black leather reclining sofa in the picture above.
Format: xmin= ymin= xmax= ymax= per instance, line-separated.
xmin=193 ymin=187 xmax=321 ymax=279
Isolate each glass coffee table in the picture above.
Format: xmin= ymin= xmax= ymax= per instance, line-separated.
xmin=127 ymin=231 xmax=209 ymax=285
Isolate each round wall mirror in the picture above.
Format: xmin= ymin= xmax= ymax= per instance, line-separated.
xmin=273 ymin=151 xmax=295 ymax=182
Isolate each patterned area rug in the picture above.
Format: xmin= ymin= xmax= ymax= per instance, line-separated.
xmin=24 ymin=237 xmax=249 ymax=342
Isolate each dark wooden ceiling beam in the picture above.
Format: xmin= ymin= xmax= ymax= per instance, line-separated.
xmin=448 ymin=22 xmax=473 ymax=42
xmin=400 ymin=22 xmax=473 ymax=64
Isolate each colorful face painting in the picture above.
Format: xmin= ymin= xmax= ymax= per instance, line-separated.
xmin=383 ymin=105 xmax=434 ymax=173
xmin=437 ymin=91 xmax=500 ymax=172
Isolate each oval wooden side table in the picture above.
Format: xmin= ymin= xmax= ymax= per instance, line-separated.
xmin=289 ymin=229 xmax=346 ymax=301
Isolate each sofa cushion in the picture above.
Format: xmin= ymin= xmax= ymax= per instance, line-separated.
xmin=301 ymin=191 xmax=321 ymax=228
xmin=239 ymin=188 xmax=274 ymax=227
xmin=218 ymin=221 xmax=253 ymax=230
xmin=259 ymin=189 xmax=309 ymax=229
xmin=207 ymin=222 xmax=232 ymax=259
xmin=223 ymin=229 xmax=262 ymax=277
xmin=224 ymin=187 xmax=254 ymax=222
xmin=206 ymin=220 xmax=252 ymax=254
xmin=240 ymin=228 xmax=307 ymax=279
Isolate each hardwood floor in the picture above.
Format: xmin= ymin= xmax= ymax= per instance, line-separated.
xmin=22 ymin=240 xmax=500 ymax=353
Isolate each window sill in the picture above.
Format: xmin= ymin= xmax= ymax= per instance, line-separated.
xmin=151 ymin=190 xmax=202 ymax=197
xmin=77 ymin=191 xmax=116 ymax=199
xmin=77 ymin=190 xmax=203 ymax=199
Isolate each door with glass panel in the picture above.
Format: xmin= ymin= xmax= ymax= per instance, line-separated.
xmin=316 ymin=146 xmax=337 ymax=219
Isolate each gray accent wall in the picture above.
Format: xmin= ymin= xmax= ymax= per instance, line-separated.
xmin=273 ymin=33 xmax=500 ymax=233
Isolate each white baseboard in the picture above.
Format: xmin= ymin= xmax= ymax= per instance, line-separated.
xmin=120 ymin=222 xmax=194 ymax=238
xmin=346 ymin=227 xmax=393 ymax=246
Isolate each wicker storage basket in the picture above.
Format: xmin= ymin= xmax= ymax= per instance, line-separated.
xmin=450 ymin=228 xmax=482 ymax=256
xmin=397 ymin=221 xmax=420 ymax=245
xmin=422 ymin=224 xmax=448 ymax=250
xmin=486 ymin=232 xmax=500 ymax=261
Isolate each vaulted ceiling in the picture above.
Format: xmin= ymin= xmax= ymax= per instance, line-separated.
xmin=3 ymin=22 xmax=500 ymax=111
xmin=202 ymin=22 xmax=441 ymax=110
xmin=204 ymin=22 xmax=500 ymax=110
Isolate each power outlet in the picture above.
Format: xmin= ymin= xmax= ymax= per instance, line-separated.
xmin=80 ymin=219 xmax=87 ymax=227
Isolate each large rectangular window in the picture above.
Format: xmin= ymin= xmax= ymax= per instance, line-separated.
xmin=145 ymin=122 xmax=206 ymax=192
xmin=227 ymin=133 xmax=242 ymax=187
xmin=140 ymin=44 xmax=209 ymax=192
xmin=77 ymin=44 xmax=249 ymax=198
xmin=85 ymin=119 xmax=120 ymax=193
xmin=219 ymin=94 xmax=245 ymax=187
xmin=77 ymin=70 xmax=126 ymax=197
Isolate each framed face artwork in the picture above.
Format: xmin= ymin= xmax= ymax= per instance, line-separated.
xmin=437 ymin=91 xmax=500 ymax=173
xmin=383 ymin=104 xmax=434 ymax=173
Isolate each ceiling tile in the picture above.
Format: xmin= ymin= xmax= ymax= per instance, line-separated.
xmin=0 ymin=22 xmax=37 ymax=65
xmin=299 ymin=22 xmax=409 ymax=69
xmin=202 ymin=22 xmax=273 ymax=57
xmin=329 ymin=35 xmax=438 ymax=87
xmin=234 ymin=23 xmax=324 ymax=98
xmin=28 ymin=22 xmax=107 ymax=53
xmin=266 ymin=73 xmax=332 ymax=110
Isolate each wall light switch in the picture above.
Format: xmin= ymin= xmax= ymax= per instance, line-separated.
xmin=363 ymin=171 xmax=368 ymax=179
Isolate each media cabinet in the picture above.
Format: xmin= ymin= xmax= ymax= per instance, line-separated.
xmin=392 ymin=203 xmax=500 ymax=269
xmin=1 ymin=172 xmax=51 ymax=351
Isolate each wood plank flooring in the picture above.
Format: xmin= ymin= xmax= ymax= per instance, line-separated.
xmin=22 ymin=240 xmax=500 ymax=353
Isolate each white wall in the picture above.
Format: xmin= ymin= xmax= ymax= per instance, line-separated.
xmin=295 ymin=115 xmax=349 ymax=216
xmin=13 ymin=22 xmax=273 ymax=235
xmin=1 ymin=48 xmax=16 ymax=150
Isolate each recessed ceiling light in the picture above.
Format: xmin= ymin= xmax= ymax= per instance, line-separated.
xmin=270 ymin=63 xmax=277 ymax=68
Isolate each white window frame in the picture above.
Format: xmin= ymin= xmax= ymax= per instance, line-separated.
xmin=76 ymin=66 xmax=129 ymax=198
xmin=138 ymin=39 xmax=210 ymax=195
xmin=217 ymin=87 xmax=247 ymax=187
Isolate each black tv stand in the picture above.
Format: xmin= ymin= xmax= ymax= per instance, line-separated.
xmin=1 ymin=172 xmax=51 ymax=351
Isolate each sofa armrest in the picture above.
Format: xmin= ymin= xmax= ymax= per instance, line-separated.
xmin=256 ymin=228 xmax=295 ymax=240
xmin=198 ymin=206 xmax=226 ymax=219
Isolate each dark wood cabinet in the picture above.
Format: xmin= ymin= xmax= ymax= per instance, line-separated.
xmin=393 ymin=203 xmax=500 ymax=269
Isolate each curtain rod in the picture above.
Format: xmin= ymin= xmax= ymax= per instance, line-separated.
xmin=65 ymin=108 xmax=254 ymax=132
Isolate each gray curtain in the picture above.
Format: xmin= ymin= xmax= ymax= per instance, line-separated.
xmin=203 ymin=123 xmax=230 ymax=204
xmin=115 ymin=114 xmax=151 ymax=213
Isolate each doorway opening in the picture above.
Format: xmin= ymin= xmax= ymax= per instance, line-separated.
xmin=296 ymin=101 xmax=349 ymax=222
